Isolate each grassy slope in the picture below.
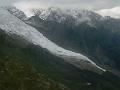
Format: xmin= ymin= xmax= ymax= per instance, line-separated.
xmin=0 ymin=30 xmax=69 ymax=90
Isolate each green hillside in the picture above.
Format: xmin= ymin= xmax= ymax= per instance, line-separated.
xmin=0 ymin=30 xmax=69 ymax=90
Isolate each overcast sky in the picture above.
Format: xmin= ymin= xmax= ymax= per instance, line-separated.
xmin=0 ymin=0 xmax=120 ymax=10
xmin=1 ymin=0 xmax=120 ymax=18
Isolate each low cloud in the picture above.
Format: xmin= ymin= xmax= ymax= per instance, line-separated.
xmin=14 ymin=1 xmax=50 ymax=17
xmin=96 ymin=6 xmax=120 ymax=18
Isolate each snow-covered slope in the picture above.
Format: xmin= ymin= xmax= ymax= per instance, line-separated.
xmin=0 ymin=8 xmax=106 ymax=73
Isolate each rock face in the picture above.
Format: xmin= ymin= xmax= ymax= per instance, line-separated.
xmin=7 ymin=7 xmax=27 ymax=20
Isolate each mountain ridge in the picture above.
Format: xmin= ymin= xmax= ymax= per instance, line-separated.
xmin=14 ymin=7 xmax=120 ymax=76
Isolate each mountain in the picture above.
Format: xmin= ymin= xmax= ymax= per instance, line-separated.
xmin=1 ymin=24 xmax=120 ymax=90
xmin=31 ymin=7 xmax=103 ymax=27
xmin=20 ymin=7 xmax=120 ymax=76
xmin=0 ymin=8 xmax=105 ymax=73
xmin=0 ymin=7 xmax=120 ymax=90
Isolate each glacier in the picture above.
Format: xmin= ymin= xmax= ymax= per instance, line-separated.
xmin=0 ymin=8 xmax=106 ymax=73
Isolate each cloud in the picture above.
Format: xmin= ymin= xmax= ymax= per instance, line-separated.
xmin=12 ymin=0 xmax=120 ymax=10
xmin=96 ymin=6 xmax=120 ymax=18
xmin=12 ymin=0 xmax=120 ymax=18
xmin=1 ymin=0 xmax=120 ymax=18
